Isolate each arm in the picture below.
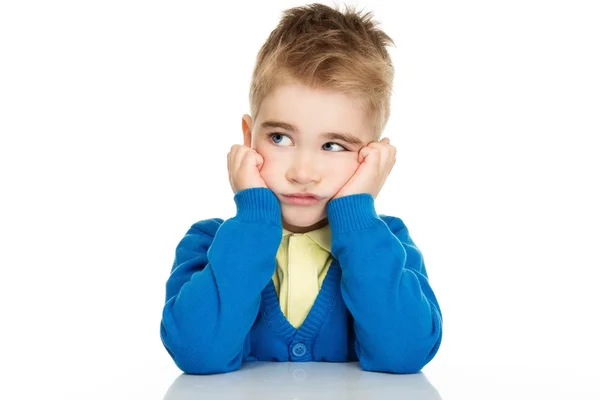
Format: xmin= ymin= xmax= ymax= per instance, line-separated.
xmin=326 ymin=194 xmax=443 ymax=374
xmin=160 ymin=188 xmax=282 ymax=374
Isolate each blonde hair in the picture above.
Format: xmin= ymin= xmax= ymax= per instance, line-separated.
xmin=249 ymin=2 xmax=396 ymax=139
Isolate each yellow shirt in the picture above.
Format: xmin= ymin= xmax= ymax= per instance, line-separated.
xmin=272 ymin=223 xmax=333 ymax=328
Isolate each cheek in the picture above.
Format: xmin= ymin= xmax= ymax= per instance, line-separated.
xmin=331 ymin=158 xmax=359 ymax=182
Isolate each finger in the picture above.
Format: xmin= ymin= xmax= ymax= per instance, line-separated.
xmin=227 ymin=148 xmax=235 ymax=189
xmin=370 ymin=140 xmax=396 ymax=163
xmin=233 ymin=146 xmax=248 ymax=171
xmin=227 ymin=145 xmax=237 ymax=173
xmin=255 ymin=152 xmax=264 ymax=171
xmin=242 ymin=148 xmax=262 ymax=172
xmin=369 ymin=147 xmax=381 ymax=163
xmin=382 ymin=148 xmax=395 ymax=169
xmin=370 ymin=138 xmax=391 ymax=148
xmin=367 ymin=139 xmax=387 ymax=150
xmin=360 ymin=146 xmax=380 ymax=164
xmin=228 ymin=145 xmax=236 ymax=171
xmin=358 ymin=146 xmax=370 ymax=163
xmin=237 ymin=148 xmax=253 ymax=172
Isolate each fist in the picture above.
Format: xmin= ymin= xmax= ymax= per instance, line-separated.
xmin=227 ymin=144 xmax=268 ymax=193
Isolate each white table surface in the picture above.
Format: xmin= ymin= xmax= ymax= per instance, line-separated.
xmin=163 ymin=362 xmax=442 ymax=399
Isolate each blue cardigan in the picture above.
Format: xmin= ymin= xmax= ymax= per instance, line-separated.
xmin=160 ymin=187 xmax=443 ymax=374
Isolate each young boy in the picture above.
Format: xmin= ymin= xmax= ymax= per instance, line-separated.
xmin=160 ymin=3 xmax=442 ymax=375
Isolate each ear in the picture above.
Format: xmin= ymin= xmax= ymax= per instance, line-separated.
xmin=241 ymin=114 xmax=253 ymax=147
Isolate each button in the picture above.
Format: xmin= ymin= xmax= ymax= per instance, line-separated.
xmin=291 ymin=342 xmax=307 ymax=357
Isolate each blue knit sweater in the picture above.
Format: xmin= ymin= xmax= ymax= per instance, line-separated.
xmin=160 ymin=187 xmax=442 ymax=374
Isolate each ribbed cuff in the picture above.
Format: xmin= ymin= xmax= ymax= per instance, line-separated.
xmin=326 ymin=193 xmax=380 ymax=233
xmin=234 ymin=187 xmax=282 ymax=226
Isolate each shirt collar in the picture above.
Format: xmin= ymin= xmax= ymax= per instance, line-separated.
xmin=282 ymin=222 xmax=332 ymax=253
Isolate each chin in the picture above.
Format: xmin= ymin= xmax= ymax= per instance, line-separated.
xmin=280 ymin=205 xmax=326 ymax=228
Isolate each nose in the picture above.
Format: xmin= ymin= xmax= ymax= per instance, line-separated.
xmin=286 ymin=152 xmax=320 ymax=185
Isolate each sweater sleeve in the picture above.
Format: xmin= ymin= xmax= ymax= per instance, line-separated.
xmin=326 ymin=194 xmax=443 ymax=374
xmin=160 ymin=187 xmax=282 ymax=374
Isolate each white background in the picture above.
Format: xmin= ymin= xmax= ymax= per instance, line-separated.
xmin=1 ymin=0 xmax=599 ymax=398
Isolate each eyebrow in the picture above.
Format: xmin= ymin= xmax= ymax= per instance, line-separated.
xmin=261 ymin=120 xmax=365 ymax=147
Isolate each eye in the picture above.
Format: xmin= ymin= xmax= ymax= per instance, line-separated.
xmin=268 ymin=133 xmax=292 ymax=146
xmin=323 ymin=142 xmax=347 ymax=152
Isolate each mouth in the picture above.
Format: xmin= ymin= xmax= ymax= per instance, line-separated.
xmin=281 ymin=194 xmax=323 ymax=206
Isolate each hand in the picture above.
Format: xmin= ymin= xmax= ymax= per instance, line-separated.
xmin=227 ymin=144 xmax=268 ymax=193
xmin=331 ymin=137 xmax=396 ymax=200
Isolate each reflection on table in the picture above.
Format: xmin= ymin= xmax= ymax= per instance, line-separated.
xmin=163 ymin=361 xmax=442 ymax=399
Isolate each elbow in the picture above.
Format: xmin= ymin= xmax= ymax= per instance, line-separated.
xmin=388 ymin=332 xmax=442 ymax=374
xmin=160 ymin=322 xmax=241 ymax=375
xmin=357 ymin=333 xmax=443 ymax=374
xmin=173 ymin=353 xmax=241 ymax=375
xmin=359 ymin=355 xmax=427 ymax=374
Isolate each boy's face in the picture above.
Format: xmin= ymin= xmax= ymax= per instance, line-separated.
xmin=242 ymin=80 xmax=375 ymax=233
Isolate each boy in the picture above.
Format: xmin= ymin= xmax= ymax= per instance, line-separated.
xmin=160 ymin=3 xmax=442 ymax=375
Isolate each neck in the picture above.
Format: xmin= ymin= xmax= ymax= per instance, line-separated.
xmin=283 ymin=217 xmax=329 ymax=233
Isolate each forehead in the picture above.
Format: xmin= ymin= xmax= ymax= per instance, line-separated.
xmin=257 ymin=82 xmax=373 ymax=140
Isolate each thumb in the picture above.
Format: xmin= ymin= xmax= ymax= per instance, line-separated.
xmin=254 ymin=152 xmax=264 ymax=171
